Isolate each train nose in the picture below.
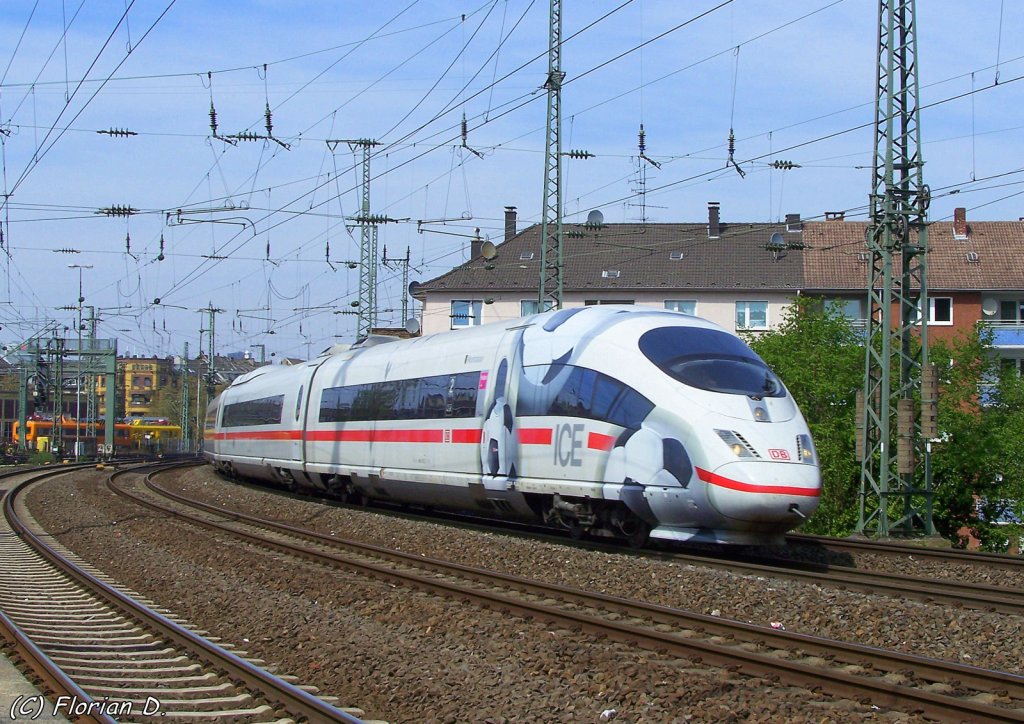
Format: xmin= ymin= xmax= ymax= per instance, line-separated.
xmin=699 ymin=461 xmax=821 ymax=524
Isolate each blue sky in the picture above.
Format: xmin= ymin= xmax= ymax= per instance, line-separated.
xmin=0 ymin=0 xmax=1021 ymax=360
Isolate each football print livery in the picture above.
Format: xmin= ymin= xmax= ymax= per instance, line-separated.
xmin=205 ymin=305 xmax=821 ymax=546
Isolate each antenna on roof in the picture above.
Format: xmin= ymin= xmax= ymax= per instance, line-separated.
xmin=766 ymin=231 xmax=786 ymax=261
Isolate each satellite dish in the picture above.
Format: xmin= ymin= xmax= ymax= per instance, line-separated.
xmin=408 ymin=281 xmax=422 ymax=297
xmin=768 ymin=232 xmax=786 ymax=250
xmin=481 ymin=240 xmax=497 ymax=260
xmin=404 ymin=318 xmax=421 ymax=335
xmin=982 ymin=298 xmax=998 ymax=317
xmin=586 ymin=209 xmax=605 ymax=227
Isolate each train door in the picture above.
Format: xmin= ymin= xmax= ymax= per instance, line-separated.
xmin=479 ymin=327 xmax=524 ymax=490
xmin=298 ymin=356 xmax=334 ymax=474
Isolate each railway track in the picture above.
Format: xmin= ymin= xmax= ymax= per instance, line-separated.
xmin=209 ymin=468 xmax=1024 ymax=615
xmin=0 ymin=464 xmax=366 ymax=723
xmin=653 ymin=544 xmax=1024 ymax=616
xmin=113 ymin=463 xmax=1024 ymax=723
xmin=787 ymin=532 xmax=1024 ymax=571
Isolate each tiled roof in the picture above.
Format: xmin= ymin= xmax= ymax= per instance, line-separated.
xmin=419 ymin=222 xmax=806 ymax=293
xmin=803 ymin=219 xmax=1024 ymax=291
xmin=420 ymin=218 xmax=1024 ymax=295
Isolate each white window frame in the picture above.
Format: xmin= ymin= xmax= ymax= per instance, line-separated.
xmin=915 ymin=297 xmax=953 ymax=326
xmin=929 ymin=297 xmax=953 ymax=325
xmin=665 ymin=300 xmax=697 ymax=315
xmin=450 ymin=299 xmax=482 ymax=329
xmin=736 ymin=301 xmax=769 ymax=331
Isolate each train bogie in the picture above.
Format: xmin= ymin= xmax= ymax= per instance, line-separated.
xmin=205 ymin=306 xmax=821 ymax=546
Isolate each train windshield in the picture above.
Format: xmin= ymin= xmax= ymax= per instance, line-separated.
xmin=639 ymin=326 xmax=784 ymax=398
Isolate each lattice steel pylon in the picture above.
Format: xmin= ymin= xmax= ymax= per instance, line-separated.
xmin=857 ymin=0 xmax=933 ymax=537
xmin=350 ymin=139 xmax=381 ymax=338
xmin=537 ymin=0 xmax=565 ymax=310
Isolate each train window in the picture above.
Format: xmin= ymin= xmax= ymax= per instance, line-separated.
xmin=639 ymin=327 xmax=784 ymax=398
xmin=319 ymin=371 xmax=482 ymax=423
xmin=417 ymin=377 xmax=448 ymax=419
xmin=295 ymin=386 xmax=304 ymax=421
xmin=549 ymin=367 xmax=598 ymax=418
xmin=376 ymin=381 xmax=400 ymax=418
xmin=320 ymin=386 xmax=358 ymax=422
xmin=393 ymin=379 xmax=417 ymax=419
xmin=591 ymin=373 xmax=623 ymax=419
xmin=607 ymin=389 xmax=655 ymax=429
xmin=222 ymin=395 xmax=285 ymax=427
xmin=519 ymin=364 xmax=652 ymax=429
xmin=350 ymin=387 xmax=379 ymax=420
xmin=448 ymin=373 xmax=480 ymax=417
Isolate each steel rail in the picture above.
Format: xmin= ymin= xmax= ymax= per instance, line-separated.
xmin=8 ymin=464 xmax=361 ymax=724
xmin=112 ymin=466 xmax=1024 ymax=723
xmin=788 ymin=532 xmax=1024 ymax=570
xmin=0 ymin=465 xmax=125 ymax=724
xmin=211 ymin=469 xmax=1024 ymax=612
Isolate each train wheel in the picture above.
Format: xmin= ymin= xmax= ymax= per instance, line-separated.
xmin=625 ymin=520 xmax=651 ymax=549
xmin=566 ymin=519 xmax=586 ymax=541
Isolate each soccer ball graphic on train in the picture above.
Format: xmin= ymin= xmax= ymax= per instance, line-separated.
xmin=603 ymin=415 xmax=694 ymax=488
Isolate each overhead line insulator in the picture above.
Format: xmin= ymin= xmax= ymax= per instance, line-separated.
xmin=97 ymin=128 xmax=137 ymax=137
xmin=95 ymin=205 xmax=138 ymax=217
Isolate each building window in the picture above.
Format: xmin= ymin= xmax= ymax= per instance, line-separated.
xmin=1002 ymin=358 xmax=1023 ymax=376
xmin=1000 ymin=300 xmax=1024 ymax=324
xmin=665 ymin=300 xmax=697 ymax=315
xmin=929 ymin=297 xmax=953 ymax=325
xmin=521 ymin=300 xmax=555 ymax=317
xmin=451 ymin=300 xmax=482 ymax=328
xmin=584 ymin=299 xmax=634 ymax=306
xmin=824 ymin=298 xmax=862 ymax=321
xmin=736 ymin=301 xmax=769 ymax=330
xmin=913 ymin=297 xmax=953 ymax=325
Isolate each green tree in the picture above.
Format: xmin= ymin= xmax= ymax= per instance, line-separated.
xmin=745 ymin=298 xmax=864 ymax=536
xmin=929 ymin=326 xmax=1024 ymax=551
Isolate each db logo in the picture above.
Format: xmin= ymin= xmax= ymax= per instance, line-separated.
xmin=768 ymin=449 xmax=791 ymax=460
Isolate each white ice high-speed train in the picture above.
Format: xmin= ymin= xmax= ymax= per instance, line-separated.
xmin=204 ymin=306 xmax=821 ymax=546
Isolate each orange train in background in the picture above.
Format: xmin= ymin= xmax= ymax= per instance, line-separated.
xmin=13 ymin=418 xmax=182 ymax=452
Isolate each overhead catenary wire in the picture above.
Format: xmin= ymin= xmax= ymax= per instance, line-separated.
xmin=7 ymin=2 xmax=1024 ymax=356
xmin=108 ymin=2 xmax=1024 ymax=331
xmin=1 ymin=0 xmax=178 ymax=213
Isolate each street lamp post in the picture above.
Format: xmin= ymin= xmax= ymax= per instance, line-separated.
xmin=68 ymin=264 xmax=93 ymax=459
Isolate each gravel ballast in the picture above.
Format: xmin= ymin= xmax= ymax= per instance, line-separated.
xmin=23 ymin=465 xmax=1016 ymax=722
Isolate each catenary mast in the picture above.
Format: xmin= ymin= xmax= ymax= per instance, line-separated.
xmin=857 ymin=0 xmax=935 ymax=537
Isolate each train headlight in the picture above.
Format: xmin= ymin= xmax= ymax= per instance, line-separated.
xmin=715 ymin=429 xmax=756 ymax=458
xmin=796 ymin=434 xmax=816 ymax=464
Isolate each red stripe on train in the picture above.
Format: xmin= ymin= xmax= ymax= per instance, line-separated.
xmin=307 ymin=429 xmax=444 ymax=443
xmin=587 ymin=432 xmax=616 ymax=451
xmin=216 ymin=428 xmax=483 ymax=444
xmin=696 ymin=467 xmax=820 ymax=497
xmin=213 ymin=430 xmax=302 ymax=441
xmin=517 ymin=428 xmax=553 ymax=445
xmin=451 ymin=428 xmax=483 ymax=444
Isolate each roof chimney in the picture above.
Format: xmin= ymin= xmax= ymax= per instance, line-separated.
xmin=504 ymin=206 xmax=518 ymax=242
xmin=470 ymin=229 xmax=483 ymax=260
xmin=785 ymin=213 xmax=803 ymax=232
xmin=825 ymin=211 xmax=845 ymax=221
xmin=708 ymin=202 xmax=720 ymax=239
xmin=952 ymin=207 xmax=969 ymax=240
